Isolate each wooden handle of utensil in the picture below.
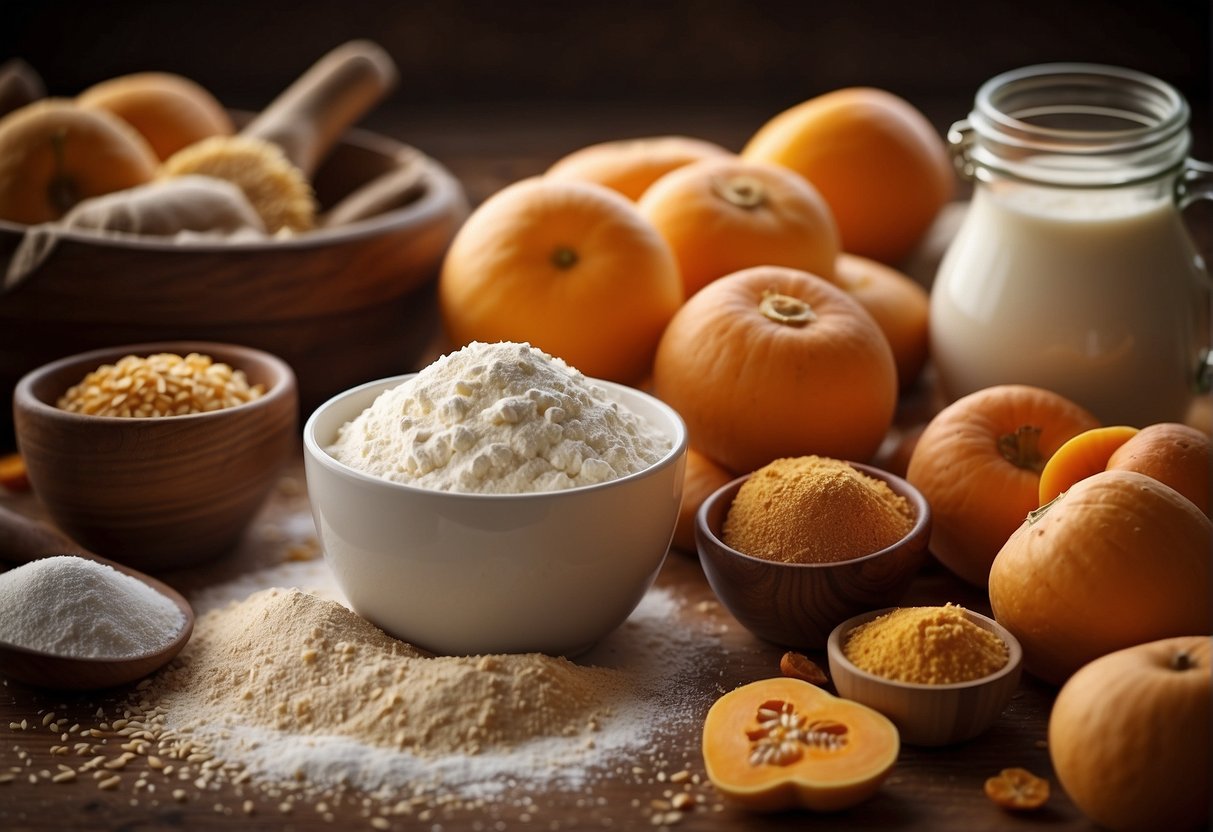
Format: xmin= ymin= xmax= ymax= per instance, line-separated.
xmin=0 ymin=505 xmax=87 ymax=565
xmin=241 ymin=40 xmax=398 ymax=178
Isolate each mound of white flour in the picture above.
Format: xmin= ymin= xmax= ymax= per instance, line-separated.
xmin=327 ymin=341 xmax=671 ymax=493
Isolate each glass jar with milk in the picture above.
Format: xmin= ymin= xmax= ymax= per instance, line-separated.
xmin=931 ymin=63 xmax=1211 ymax=426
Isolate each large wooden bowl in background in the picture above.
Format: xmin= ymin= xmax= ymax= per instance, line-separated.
xmin=0 ymin=123 xmax=468 ymax=447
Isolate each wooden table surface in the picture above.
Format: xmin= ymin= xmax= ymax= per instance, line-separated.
xmin=0 ymin=103 xmax=1113 ymax=831
xmin=0 ymin=466 xmax=1087 ymax=832
xmin=0 ymin=448 xmax=1095 ymax=831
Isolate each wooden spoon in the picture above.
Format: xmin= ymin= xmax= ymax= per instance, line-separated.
xmin=0 ymin=505 xmax=194 ymax=690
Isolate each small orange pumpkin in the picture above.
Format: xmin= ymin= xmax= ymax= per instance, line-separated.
xmin=637 ymin=157 xmax=840 ymax=297
xmin=77 ymin=71 xmax=234 ymax=161
xmin=702 ymin=676 xmax=899 ymax=812
xmin=905 ymin=385 xmax=1099 ymax=587
xmin=652 ymin=266 xmax=897 ymax=474
xmin=438 ymin=177 xmax=683 ymax=384
xmin=545 ymin=135 xmax=733 ymax=201
xmin=1106 ymin=422 xmax=1211 ymax=517
xmin=832 ymin=253 xmax=930 ymax=390
xmin=742 ymin=87 xmax=953 ymax=264
xmin=1049 ymin=636 xmax=1210 ymax=832
xmin=989 ymin=470 xmax=1212 ymax=685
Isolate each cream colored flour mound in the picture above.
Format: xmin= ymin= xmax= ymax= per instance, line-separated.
xmin=153 ymin=588 xmax=624 ymax=755
xmin=326 ymin=341 xmax=671 ymax=493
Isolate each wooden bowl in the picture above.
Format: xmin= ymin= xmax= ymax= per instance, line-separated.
xmin=12 ymin=341 xmax=298 ymax=571
xmin=695 ymin=462 xmax=931 ymax=650
xmin=827 ymin=607 xmax=1024 ymax=746
xmin=0 ymin=122 xmax=468 ymax=445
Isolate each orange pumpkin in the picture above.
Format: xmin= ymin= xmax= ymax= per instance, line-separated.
xmin=905 ymin=385 xmax=1099 ymax=587
xmin=989 ymin=470 xmax=1212 ymax=685
xmin=0 ymin=99 xmax=159 ymax=223
xmin=1106 ymin=422 xmax=1211 ymax=517
xmin=742 ymin=87 xmax=953 ymax=264
xmin=545 ymin=135 xmax=733 ymax=201
xmin=637 ymin=157 xmax=840 ymax=297
xmin=77 ymin=71 xmax=234 ymax=160
xmin=1049 ymin=636 xmax=1210 ymax=832
xmin=652 ymin=266 xmax=898 ymax=474
xmin=1037 ymin=425 xmax=1139 ymax=505
xmin=672 ymin=447 xmax=734 ymax=553
xmin=702 ymin=677 xmax=899 ymax=812
xmin=438 ymin=177 xmax=683 ymax=384
xmin=832 ymin=253 xmax=930 ymax=390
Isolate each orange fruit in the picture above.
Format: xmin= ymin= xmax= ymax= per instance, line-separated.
xmin=438 ymin=177 xmax=683 ymax=384
xmin=652 ymin=266 xmax=897 ymax=473
xmin=742 ymin=87 xmax=954 ymax=265
xmin=1037 ymin=425 xmax=1140 ymax=505
xmin=832 ymin=253 xmax=930 ymax=390
xmin=0 ymin=99 xmax=158 ymax=223
xmin=637 ymin=157 xmax=840 ymax=297
xmin=545 ymin=135 xmax=733 ymax=201
xmin=78 ymin=72 xmax=233 ymax=161
xmin=1106 ymin=422 xmax=1211 ymax=517
xmin=906 ymin=384 xmax=1100 ymax=587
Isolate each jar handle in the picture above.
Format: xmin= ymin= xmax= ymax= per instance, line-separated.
xmin=947 ymin=119 xmax=977 ymax=183
xmin=1178 ymin=158 xmax=1213 ymax=211
xmin=1177 ymin=158 xmax=1213 ymax=394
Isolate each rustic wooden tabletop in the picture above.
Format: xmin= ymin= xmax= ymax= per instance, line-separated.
xmin=0 ymin=457 xmax=1087 ymax=832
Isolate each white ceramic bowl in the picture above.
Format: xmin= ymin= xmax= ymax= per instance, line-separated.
xmin=303 ymin=373 xmax=688 ymax=656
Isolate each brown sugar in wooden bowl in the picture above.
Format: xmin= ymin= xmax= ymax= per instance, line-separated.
xmin=13 ymin=341 xmax=298 ymax=570
xmin=695 ymin=462 xmax=931 ymax=649
xmin=77 ymin=72 xmax=234 ymax=161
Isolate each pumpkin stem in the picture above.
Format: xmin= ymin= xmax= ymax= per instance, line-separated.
xmin=998 ymin=425 xmax=1046 ymax=473
xmin=759 ymin=291 xmax=816 ymax=327
xmin=550 ymin=246 xmax=579 ymax=270
xmin=712 ymin=174 xmax=767 ymax=209
xmin=1172 ymin=650 xmax=1193 ymax=671
xmin=1026 ymin=492 xmax=1061 ymax=525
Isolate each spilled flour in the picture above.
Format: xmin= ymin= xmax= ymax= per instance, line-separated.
xmin=146 ymin=558 xmax=722 ymax=799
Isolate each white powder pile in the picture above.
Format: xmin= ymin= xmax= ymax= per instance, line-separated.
xmin=0 ymin=555 xmax=185 ymax=659
xmin=133 ymin=560 xmax=723 ymax=801
xmin=327 ymin=341 xmax=671 ymax=493
xmin=155 ymin=587 xmax=626 ymax=756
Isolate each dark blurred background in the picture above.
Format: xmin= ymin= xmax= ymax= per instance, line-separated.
xmin=4 ymin=0 xmax=1209 ymax=198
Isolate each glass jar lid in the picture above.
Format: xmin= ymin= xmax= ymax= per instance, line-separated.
xmin=955 ymin=63 xmax=1191 ymax=187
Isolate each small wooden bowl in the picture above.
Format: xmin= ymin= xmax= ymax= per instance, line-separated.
xmin=13 ymin=341 xmax=297 ymax=570
xmin=827 ymin=607 xmax=1024 ymax=746
xmin=0 ymin=122 xmax=468 ymax=444
xmin=695 ymin=462 xmax=931 ymax=650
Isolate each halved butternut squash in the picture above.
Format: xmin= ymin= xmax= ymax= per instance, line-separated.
xmin=702 ymin=677 xmax=898 ymax=812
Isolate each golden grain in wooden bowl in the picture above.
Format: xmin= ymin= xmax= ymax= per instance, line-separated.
xmin=0 ymin=124 xmax=468 ymax=445
xmin=13 ymin=341 xmax=297 ymax=570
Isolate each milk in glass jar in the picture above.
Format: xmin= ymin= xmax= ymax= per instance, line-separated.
xmin=930 ymin=63 xmax=1211 ymax=426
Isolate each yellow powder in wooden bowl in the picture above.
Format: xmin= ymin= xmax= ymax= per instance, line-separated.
xmin=842 ymin=604 xmax=1009 ymax=684
xmin=721 ymin=455 xmax=914 ymax=564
